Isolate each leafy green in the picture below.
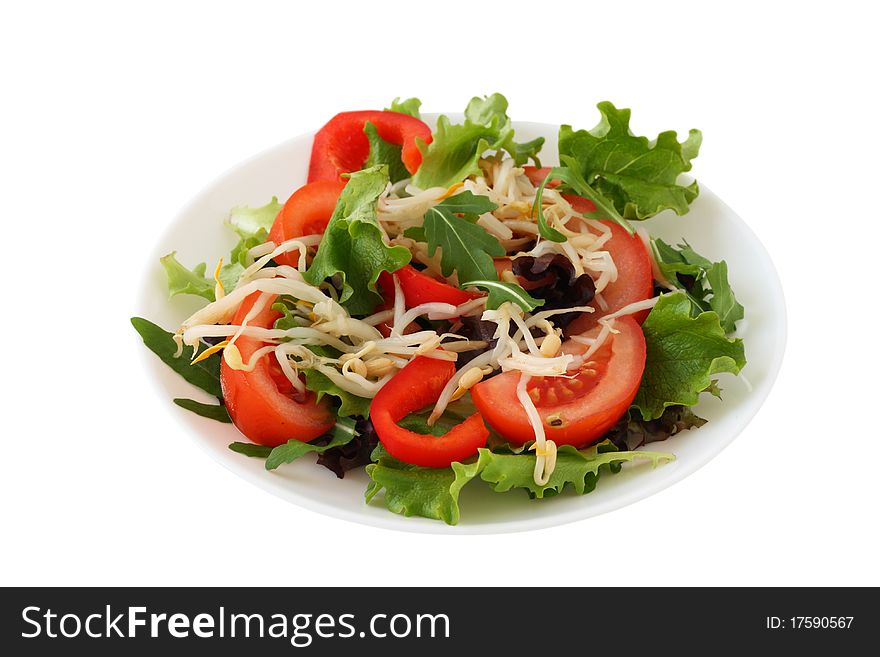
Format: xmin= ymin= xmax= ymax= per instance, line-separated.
xmin=652 ymin=239 xmax=744 ymax=333
xmin=422 ymin=191 xmax=504 ymax=283
xmin=131 ymin=317 xmax=222 ymax=397
xmin=364 ymin=122 xmax=410 ymax=184
xmin=605 ymin=405 xmax=707 ymax=451
xmin=632 ymin=293 xmax=746 ymax=420
xmin=303 ymin=369 xmax=371 ymax=418
xmin=386 ymin=97 xmax=422 ymax=118
xmin=227 ymin=196 xmax=282 ymax=246
xmin=159 ymin=252 xmax=215 ymax=301
xmin=365 ymin=445 xmax=488 ymax=525
xmin=303 ymin=166 xmax=411 ymax=314
xmin=173 ymin=398 xmax=231 ymax=423
xmin=159 ymin=197 xmax=282 ymax=301
xmin=478 ymin=441 xmax=673 ymax=499
xmin=228 ymin=442 xmax=273 ymax=458
xmin=559 ymin=101 xmax=701 ymax=220
xmin=365 ymin=439 xmax=673 ymax=524
xmin=412 ymin=93 xmax=543 ymax=189
xmin=461 ymin=280 xmax=544 ymax=312
xmin=265 ymin=418 xmax=359 ymax=471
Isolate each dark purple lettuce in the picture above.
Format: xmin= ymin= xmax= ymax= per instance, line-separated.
xmin=511 ymin=254 xmax=595 ymax=328
xmin=605 ymin=406 xmax=707 ymax=451
xmin=316 ymin=417 xmax=379 ymax=478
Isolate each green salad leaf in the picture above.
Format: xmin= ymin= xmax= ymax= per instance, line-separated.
xmin=478 ymin=441 xmax=673 ymax=499
xmin=632 ymin=292 xmax=746 ymax=420
xmin=303 ymin=369 xmax=371 ymax=418
xmin=265 ymin=418 xmax=358 ymax=471
xmin=365 ymin=445 xmax=489 ymax=525
xmin=159 ymin=252 xmax=215 ymax=301
xmin=652 ymin=239 xmax=744 ymax=333
xmin=559 ymin=101 xmax=701 ymax=220
xmin=461 ymin=280 xmax=544 ymax=312
xmin=422 ymin=190 xmax=504 ymax=283
xmin=412 ymin=93 xmax=543 ymax=189
xmin=227 ymin=196 xmax=282 ymax=246
xmin=387 ymin=97 xmax=422 ymax=118
xmin=131 ymin=317 xmax=222 ymax=397
xmin=173 ymin=398 xmax=231 ymax=423
xmin=304 ymin=166 xmax=411 ymax=314
xmin=364 ymin=122 xmax=410 ymax=184
xmin=228 ymin=442 xmax=273 ymax=458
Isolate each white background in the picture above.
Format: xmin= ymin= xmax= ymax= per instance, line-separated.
xmin=2 ymin=0 xmax=877 ymax=586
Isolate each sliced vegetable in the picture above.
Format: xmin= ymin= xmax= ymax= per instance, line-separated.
xmin=370 ymin=356 xmax=489 ymax=467
xmin=378 ymin=265 xmax=480 ymax=308
xmin=308 ymin=110 xmax=432 ymax=182
xmin=268 ymin=180 xmax=346 ymax=267
xmin=471 ymin=316 xmax=646 ymax=448
xmin=220 ymin=293 xmax=335 ymax=447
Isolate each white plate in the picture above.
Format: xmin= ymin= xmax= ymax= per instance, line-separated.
xmin=136 ymin=117 xmax=786 ymax=534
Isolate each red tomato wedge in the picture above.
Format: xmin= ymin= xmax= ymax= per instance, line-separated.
xmin=268 ymin=180 xmax=346 ymax=268
xmin=470 ymin=316 xmax=646 ymax=448
xmin=371 ymin=356 xmax=489 ymax=467
xmin=523 ymin=166 xmax=555 ymax=188
xmin=378 ymin=265 xmax=480 ymax=309
xmin=308 ymin=111 xmax=433 ymax=183
xmin=562 ymin=197 xmax=653 ymax=330
xmin=220 ymin=292 xmax=335 ymax=447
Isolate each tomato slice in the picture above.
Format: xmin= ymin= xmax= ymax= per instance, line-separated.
xmin=470 ymin=316 xmax=646 ymax=448
xmin=371 ymin=356 xmax=489 ymax=467
xmin=523 ymin=166 xmax=556 ymax=188
xmin=378 ymin=265 xmax=480 ymax=308
xmin=220 ymin=292 xmax=335 ymax=447
xmin=267 ymin=180 xmax=346 ymax=268
xmin=308 ymin=111 xmax=433 ymax=183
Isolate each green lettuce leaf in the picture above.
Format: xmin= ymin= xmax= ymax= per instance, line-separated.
xmin=364 ymin=122 xmax=409 ymax=184
xmin=632 ymin=292 xmax=746 ymax=420
xmin=130 ymin=317 xmax=222 ymax=397
xmin=413 ymin=93 xmax=543 ymax=189
xmin=652 ymin=239 xmax=744 ymax=333
xmin=478 ymin=441 xmax=673 ymax=499
xmin=386 ymin=97 xmax=422 ymax=118
xmin=265 ymin=418 xmax=359 ymax=471
xmin=303 ymin=166 xmax=411 ymax=314
xmin=223 ymin=196 xmax=283 ymax=287
xmin=173 ymin=398 xmax=231 ymax=423
xmin=159 ymin=252 xmax=215 ymax=301
xmin=228 ymin=442 xmax=273 ymax=458
xmin=303 ymin=369 xmax=371 ymax=418
xmin=559 ymin=101 xmax=701 ymax=220
xmin=461 ymin=280 xmax=544 ymax=312
xmin=365 ymin=445 xmax=489 ymax=525
xmin=422 ymin=190 xmax=504 ymax=283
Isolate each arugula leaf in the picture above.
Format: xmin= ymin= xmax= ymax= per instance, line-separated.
xmin=365 ymin=445 xmax=488 ymax=525
xmin=228 ymin=442 xmax=273 ymax=458
xmin=159 ymin=252 xmax=215 ymax=301
xmin=632 ymin=293 xmax=746 ymax=420
xmin=461 ymin=280 xmax=544 ymax=312
xmin=364 ymin=122 xmax=410 ymax=184
xmin=422 ymin=191 xmax=503 ymax=283
xmin=559 ymin=101 xmax=701 ymax=220
xmin=131 ymin=317 xmax=222 ymax=397
xmin=303 ymin=166 xmax=411 ymax=314
xmin=386 ymin=97 xmax=422 ymax=118
xmin=478 ymin=441 xmax=673 ymax=499
xmin=173 ymin=398 xmax=231 ymax=423
xmin=265 ymin=418 xmax=359 ymax=471
xmin=652 ymin=239 xmax=744 ymax=333
xmin=413 ymin=93 xmax=543 ymax=189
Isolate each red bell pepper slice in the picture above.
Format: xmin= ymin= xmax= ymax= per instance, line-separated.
xmin=308 ymin=111 xmax=433 ymax=183
xmin=378 ymin=265 xmax=480 ymax=309
xmin=370 ymin=356 xmax=489 ymax=467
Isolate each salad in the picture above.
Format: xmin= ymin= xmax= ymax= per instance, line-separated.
xmin=133 ymin=94 xmax=746 ymax=525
